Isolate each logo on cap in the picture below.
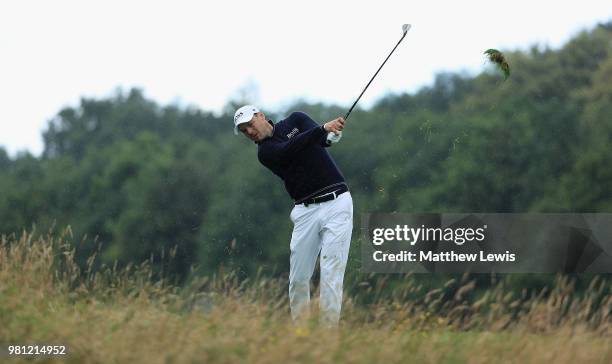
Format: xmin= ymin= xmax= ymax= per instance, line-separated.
xmin=234 ymin=112 xmax=243 ymax=123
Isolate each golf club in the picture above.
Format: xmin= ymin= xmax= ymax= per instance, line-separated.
xmin=327 ymin=24 xmax=411 ymax=144
xmin=345 ymin=23 xmax=411 ymax=121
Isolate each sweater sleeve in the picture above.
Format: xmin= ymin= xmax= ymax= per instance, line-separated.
xmin=258 ymin=113 xmax=327 ymax=166
xmin=295 ymin=112 xmax=332 ymax=148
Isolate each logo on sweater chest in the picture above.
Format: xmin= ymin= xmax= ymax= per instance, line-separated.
xmin=286 ymin=128 xmax=299 ymax=139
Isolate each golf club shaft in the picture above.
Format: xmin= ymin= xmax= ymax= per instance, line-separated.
xmin=344 ymin=31 xmax=408 ymax=121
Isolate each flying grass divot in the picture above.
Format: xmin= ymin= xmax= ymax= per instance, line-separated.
xmin=484 ymin=49 xmax=510 ymax=80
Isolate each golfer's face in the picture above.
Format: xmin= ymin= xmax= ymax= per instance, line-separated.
xmin=239 ymin=113 xmax=267 ymax=143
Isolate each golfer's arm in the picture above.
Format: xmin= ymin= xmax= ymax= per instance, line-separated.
xmin=259 ymin=125 xmax=327 ymax=164
xmin=295 ymin=112 xmax=332 ymax=148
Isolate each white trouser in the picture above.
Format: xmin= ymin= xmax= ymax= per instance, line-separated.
xmin=288 ymin=191 xmax=353 ymax=326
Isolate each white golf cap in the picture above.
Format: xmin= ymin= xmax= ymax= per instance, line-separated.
xmin=233 ymin=105 xmax=260 ymax=135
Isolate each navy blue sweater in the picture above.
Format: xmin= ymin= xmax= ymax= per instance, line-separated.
xmin=257 ymin=112 xmax=347 ymax=203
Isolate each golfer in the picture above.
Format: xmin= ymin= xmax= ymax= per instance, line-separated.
xmin=233 ymin=105 xmax=353 ymax=327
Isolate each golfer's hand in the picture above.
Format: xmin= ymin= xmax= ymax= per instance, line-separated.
xmin=324 ymin=117 xmax=345 ymax=135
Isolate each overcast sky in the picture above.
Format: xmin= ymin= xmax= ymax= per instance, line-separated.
xmin=1 ymin=1 xmax=611 ymax=157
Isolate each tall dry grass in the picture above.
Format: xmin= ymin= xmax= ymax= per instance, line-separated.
xmin=0 ymin=230 xmax=611 ymax=363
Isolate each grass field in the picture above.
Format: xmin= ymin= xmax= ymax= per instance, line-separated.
xmin=1 ymin=231 xmax=610 ymax=363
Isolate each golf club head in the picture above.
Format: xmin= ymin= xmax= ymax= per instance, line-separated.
xmin=402 ymin=24 xmax=411 ymax=35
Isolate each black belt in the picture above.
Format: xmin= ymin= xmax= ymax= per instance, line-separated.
xmin=298 ymin=185 xmax=348 ymax=207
